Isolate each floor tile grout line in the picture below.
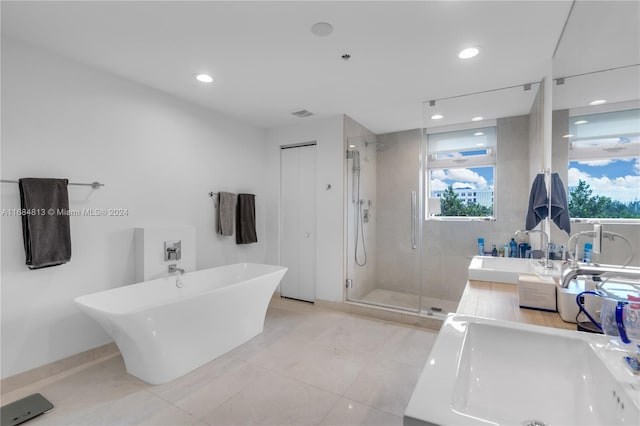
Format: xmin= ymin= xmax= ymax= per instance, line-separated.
xmin=193 ymin=365 xmax=344 ymax=425
xmin=228 ymin=352 xmax=346 ymax=400
xmin=316 ymin=390 xmax=344 ymax=426
xmin=70 ymin=386 xmax=172 ymax=426
xmin=147 ymin=357 xmax=271 ymax=423
xmin=343 ymin=392 xmax=408 ymax=418
xmin=229 ymin=319 xmax=390 ymax=396
xmin=193 ymin=362 xmax=273 ymax=423
xmin=165 ymin=396 xmax=207 ymax=424
xmin=234 ymin=323 xmax=403 ymax=403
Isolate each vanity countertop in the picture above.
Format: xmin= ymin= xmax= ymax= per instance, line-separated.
xmin=456 ymin=280 xmax=576 ymax=331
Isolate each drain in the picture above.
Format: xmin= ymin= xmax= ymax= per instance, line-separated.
xmin=522 ymin=420 xmax=547 ymax=426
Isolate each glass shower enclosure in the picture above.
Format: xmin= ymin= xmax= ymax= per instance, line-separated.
xmin=346 ymin=131 xmax=453 ymax=315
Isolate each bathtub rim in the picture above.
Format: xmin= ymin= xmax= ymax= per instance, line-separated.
xmin=74 ymin=262 xmax=287 ymax=316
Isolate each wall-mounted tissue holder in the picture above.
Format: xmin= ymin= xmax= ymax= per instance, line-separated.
xmin=165 ymin=240 xmax=182 ymax=261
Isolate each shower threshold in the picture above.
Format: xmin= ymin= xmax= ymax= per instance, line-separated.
xmin=352 ymin=289 xmax=458 ymax=316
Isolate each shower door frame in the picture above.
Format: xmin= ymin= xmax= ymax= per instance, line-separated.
xmin=344 ymin=133 xmax=425 ymax=314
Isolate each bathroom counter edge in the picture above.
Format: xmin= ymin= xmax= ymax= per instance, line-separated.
xmin=456 ymin=280 xmax=576 ymax=331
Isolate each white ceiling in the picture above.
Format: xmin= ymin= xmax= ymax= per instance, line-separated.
xmin=2 ymin=1 xmax=636 ymax=134
xmin=553 ymin=1 xmax=640 ymax=111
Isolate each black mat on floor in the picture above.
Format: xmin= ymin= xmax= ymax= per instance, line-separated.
xmin=1 ymin=393 xmax=54 ymax=426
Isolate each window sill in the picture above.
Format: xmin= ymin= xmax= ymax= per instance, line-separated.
xmin=427 ymin=216 xmax=496 ymax=222
xmin=571 ymin=218 xmax=640 ymax=225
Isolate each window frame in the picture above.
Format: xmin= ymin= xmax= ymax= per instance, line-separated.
xmin=425 ymin=124 xmax=498 ymax=221
xmin=566 ymin=106 xmax=640 ymax=223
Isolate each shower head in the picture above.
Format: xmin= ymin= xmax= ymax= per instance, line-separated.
xmin=365 ymin=141 xmax=389 ymax=152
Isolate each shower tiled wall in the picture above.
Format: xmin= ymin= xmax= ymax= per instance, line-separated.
xmin=375 ymin=116 xmax=531 ymax=306
xmin=375 ymin=130 xmax=421 ymax=297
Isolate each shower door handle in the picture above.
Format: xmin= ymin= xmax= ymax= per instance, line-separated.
xmin=411 ymin=191 xmax=417 ymax=250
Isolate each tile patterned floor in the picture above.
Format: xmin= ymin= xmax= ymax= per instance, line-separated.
xmin=2 ymin=298 xmax=438 ymax=426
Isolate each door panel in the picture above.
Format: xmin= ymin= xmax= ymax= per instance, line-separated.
xmin=345 ymin=132 xmax=422 ymax=312
xmin=280 ymin=147 xmax=299 ymax=300
xmin=280 ymin=144 xmax=316 ymax=302
xmin=298 ymin=145 xmax=316 ymax=302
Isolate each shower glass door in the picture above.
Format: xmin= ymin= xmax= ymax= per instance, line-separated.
xmin=345 ymin=132 xmax=423 ymax=313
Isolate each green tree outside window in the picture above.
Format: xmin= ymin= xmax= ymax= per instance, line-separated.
xmin=568 ymin=180 xmax=640 ymax=219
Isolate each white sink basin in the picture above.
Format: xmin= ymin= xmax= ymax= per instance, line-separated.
xmin=405 ymin=315 xmax=640 ymax=425
xmin=468 ymin=255 xmax=561 ymax=284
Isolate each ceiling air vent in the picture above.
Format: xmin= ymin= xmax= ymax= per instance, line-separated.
xmin=291 ymin=109 xmax=314 ymax=118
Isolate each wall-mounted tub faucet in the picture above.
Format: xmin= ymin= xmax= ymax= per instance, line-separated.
xmin=168 ymin=264 xmax=185 ymax=275
xmin=165 ymin=240 xmax=182 ymax=261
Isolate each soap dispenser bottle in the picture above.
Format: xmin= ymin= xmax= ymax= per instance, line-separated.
xmin=583 ymin=242 xmax=593 ymax=263
xmin=509 ymin=238 xmax=517 ymax=258
xmin=491 ymin=245 xmax=498 ymax=257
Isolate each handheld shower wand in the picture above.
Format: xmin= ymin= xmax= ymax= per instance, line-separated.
xmin=348 ymin=149 xmax=367 ymax=266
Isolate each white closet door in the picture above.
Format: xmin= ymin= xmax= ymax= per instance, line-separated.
xmin=297 ymin=145 xmax=316 ymax=302
xmin=280 ymin=144 xmax=316 ymax=302
xmin=280 ymin=147 xmax=300 ymax=300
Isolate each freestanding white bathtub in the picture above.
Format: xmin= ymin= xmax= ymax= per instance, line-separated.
xmin=74 ymin=263 xmax=287 ymax=384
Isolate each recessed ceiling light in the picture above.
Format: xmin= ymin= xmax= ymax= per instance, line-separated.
xmin=195 ymin=74 xmax=213 ymax=83
xmin=348 ymin=144 xmax=356 ymax=148
xmin=431 ymin=114 xmax=444 ymax=120
xmin=458 ymin=47 xmax=479 ymax=59
xmin=589 ymin=99 xmax=607 ymax=106
xmin=574 ymin=120 xmax=588 ymax=125
xmin=311 ymin=22 xmax=334 ymax=37
xmin=563 ymin=134 xmax=574 ymax=138
xmin=474 ymin=132 xmax=484 ymax=136
xmin=471 ymin=116 xmax=483 ymax=122
xmin=476 ymin=143 xmax=486 ymax=147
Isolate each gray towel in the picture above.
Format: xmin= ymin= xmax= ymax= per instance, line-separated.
xmin=18 ymin=178 xmax=71 ymax=269
xmin=550 ymin=173 xmax=571 ymax=235
xmin=216 ymin=192 xmax=235 ymax=236
xmin=236 ymin=193 xmax=257 ymax=244
xmin=525 ymin=173 xmax=548 ymax=230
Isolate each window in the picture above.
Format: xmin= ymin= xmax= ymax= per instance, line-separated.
xmin=567 ymin=108 xmax=640 ymax=219
xmin=426 ymin=126 xmax=496 ymax=218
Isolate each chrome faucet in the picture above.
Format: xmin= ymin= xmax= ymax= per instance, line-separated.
xmin=513 ymin=229 xmax=553 ymax=268
xmin=168 ymin=264 xmax=185 ymax=275
xmin=560 ymin=263 xmax=640 ymax=288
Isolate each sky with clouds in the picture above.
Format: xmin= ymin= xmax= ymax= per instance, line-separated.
xmin=568 ymin=158 xmax=640 ymax=203
xmin=428 ymin=151 xmax=639 ymax=203
xmin=430 ymin=166 xmax=493 ymax=192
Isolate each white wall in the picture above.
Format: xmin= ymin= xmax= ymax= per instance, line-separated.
xmin=264 ymin=115 xmax=345 ymax=302
xmin=1 ymin=39 xmax=268 ymax=378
